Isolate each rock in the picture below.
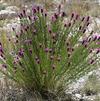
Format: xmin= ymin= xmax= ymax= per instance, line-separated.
xmin=66 ymin=68 xmax=100 ymax=100
xmin=88 ymin=17 xmax=100 ymax=32
xmin=82 ymin=95 xmax=96 ymax=101
xmin=3 ymin=18 xmax=20 ymax=33
xmin=5 ymin=6 xmax=19 ymax=12
xmin=0 ymin=9 xmax=17 ymax=20
xmin=0 ymin=4 xmax=19 ymax=20
xmin=75 ymin=94 xmax=82 ymax=99
xmin=0 ymin=1 xmax=18 ymax=20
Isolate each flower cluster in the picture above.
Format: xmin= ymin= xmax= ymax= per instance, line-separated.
xmin=0 ymin=5 xmax=100 ymax=96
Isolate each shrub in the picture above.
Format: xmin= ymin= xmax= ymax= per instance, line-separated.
xmin=0 ymin=5 xmax=100 ymax=99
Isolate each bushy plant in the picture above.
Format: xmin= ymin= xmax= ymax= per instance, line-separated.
xmin=0 ymin=5 xmax=100 ymax=99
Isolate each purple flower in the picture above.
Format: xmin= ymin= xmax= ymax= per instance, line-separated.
xmin=12 ymin=27 xmax=15 ymax=31
xmin=2 ymin=64 xmax=7 ymax=68
xmin=48 ymin=27 xmax=52 ymax=33
xmin=28 ymin=16 xmax=31 ymax=20
xmin=89 ymin=48 xmax=93 ymax=53
xmin=96 ymin=42 xmax=100 ymax=45
xmin=75 ymin=14 xmax=79 ymax=20
xmin=32 ymin=5 xmax=37 ymax=14
xmin=71 ymin=13 xmax=74 ymax=20
xmin=34 ymin=16 xmax=38 ymax=20
xmin=81 ymin=40 xmax=86 ymax=45
xmin=29 ymin=49 xmax=32 ymax=54
xmin=0 ymin=47 xmax=3 ymax=53
xmin=68 ymin=23 xmax=71 ymax=27
xmin=23 ymin=9 xmax=26 ymax=16
xmin=20 ymin=13 xmax=24 ymax=18
xmin=54 ymin=13 xmax=58 ymax=19
xmin=58 ymin=4 xmax=61 ymax=14
xmin=36 ymin=59 xmax=40 ymax=64
xmin=88 ymin=37 xmax=92 ymax=42
xmin=89 ymin=59 xmax=95 ymax=64
xmin=96 ymin=49 xmax=100 ymax=54
xmin=61 ymin=12 xmax=66 ymax=17
xmin=86 ymin=22 xmax=90 ymax=26
xmin=44 ymin=13 xmax=47 ymax=17
xmin=64 ymin=23 xmax=67 ymax=27
xmin=0 ymin=42 xmax=2 ymax=46
xmin=82 ymin=29 xmax=86 ymax=33
xmin=51 ymin=16 xmax=56 ymax=22
xmin=79 ymin=26 xmax=82 ymax=30
xmin=18 ymin=14 xmax=21 ymax=19
xmin=81 ymin=17 xmax=85 ymax=21
xmin=24 ymin=27 xmax=28 ymax=32
xmin=93 ymin=35 xmax=97 ymax=41
xmin=41 ymin=8 xmax=43 ymax=13
xmin=86 ymin=16 xmax=90 ymax=22
xmin=44 ymin=48 xmax=49 ymax=53
xmin=37 ymin=6 xmax=40 ymax=12
xmin=97 ymin=36 xmax=100 ymax=40
xmin=13 ymin=61 xmax=17 ymax=65
xmin=18 ymin=49 xmax=24 ymax=57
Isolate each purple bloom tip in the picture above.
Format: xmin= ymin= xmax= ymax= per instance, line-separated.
xmin=76 ymin=14 xmax=79 ymax=20
xmin=61 ymin=12 xmax=66 ymax=17
xmin=86 ymin=16 xmax=90 ymax=21
xmin=81 ymin=17 xmax=85 ymax=21
xmin=29 ymin=49 xmax=32 ymax=54
xmin=45 ymin=48 xmax=49 ymax=53
xmin=96 ymin=49 xmax=100 ymax=54
xmin=2 ymin=64 xmax=7 ymax=68
xmin=89 ymin=59 xmax=95 ymax=64
xmin=18 ymin=49 xmax=24 ymax=57
xmin=71 ymin=13 xmax=74 ymax=20
xmin=51 ymin=16 xmax=56 ymax=22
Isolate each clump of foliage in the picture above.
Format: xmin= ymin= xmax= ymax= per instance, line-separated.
xmin=0 ymin=5 xmax=100 ymax=99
